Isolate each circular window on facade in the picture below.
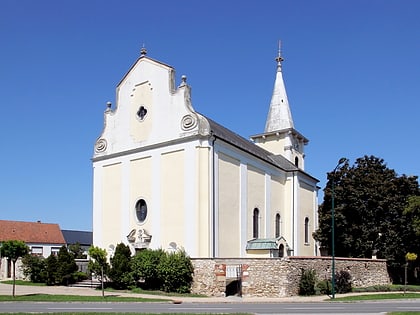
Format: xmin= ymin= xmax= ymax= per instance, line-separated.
xmin=135 ymin=199 xmax=147 ymax=223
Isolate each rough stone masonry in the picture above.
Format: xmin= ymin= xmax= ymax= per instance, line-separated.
xmin=191 ymin=256 xmax=390 ymax=297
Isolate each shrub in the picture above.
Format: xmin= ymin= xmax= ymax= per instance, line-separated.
xmin=109 ymin=243 xmax=134 ymax=289
xmin=21 ymin=254 xmax=46 ymax=283
xmin=335 ymin=270 xmax=352 ymax=293
xmin=131 ymin=248 xmax=194 ymax=293
xmin=74 ymin=271 xmax=88 ymax=282
xmin=157 ymin=249 xmax=194 ymax=293
xmin=299 ymin=269 xmax=316 ymax=296
xmin=316 ymin=279 xmax=331 ymax=295
xmin=131 ymin=248 xmax=166 ymax=290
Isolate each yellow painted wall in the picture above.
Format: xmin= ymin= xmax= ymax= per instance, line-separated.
xmin=246 ymin=250 xmax=271 ymax=258
xmin=218 ymin=153 xmax=240 ymax=257
xmin=270 ymin=175 xmax=284 ymax=238
xmin=247 ymin=166 xmax=265 ymax=239
xmin=130 ymin=156 xmax=152 ymax=230
xmin=297 ymin=182 xmax=316 ymax=256
xmin=254 ymin=135 xmax=286 ymax=156
xmin=160 ymin=150 xmax=185 ymax=249
xmin=282 ymin=177 xmax=294 ymax=248
xmin=102 ymin=163 xmax=122 ymax=249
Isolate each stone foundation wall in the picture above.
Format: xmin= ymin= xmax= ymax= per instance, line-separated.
xmin=0 ymin=258 xmax=26 ymax=281
xmin=191 ymin=256 xmax=391 ymax=297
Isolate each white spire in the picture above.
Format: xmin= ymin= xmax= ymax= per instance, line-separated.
xmin=264 ymin=42 xmax=294 ymax=132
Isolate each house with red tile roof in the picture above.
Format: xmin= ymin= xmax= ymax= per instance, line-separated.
xmin=0 ymin=220 xmax=66 ymax=280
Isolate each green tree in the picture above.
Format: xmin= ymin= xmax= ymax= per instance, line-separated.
xmin=45 ymin=254 xmax=59 ymax=285
xmin=0 ymin=240 xmax=29 ymax=297
xmin=404 ymin=196 xmax=420 ymax=236
xmin=108 ymin=243 xmax=133 ymax=289
xmin=56 ymin=245 xmax=78 ymax=285
xmin=68 ymin=242 xmax=86 ymax=259
xmin=88 ymin=246 xmax=109 ymax=297
xmin=21 ymin=254 xmax=46 ymax=283
xmin=314 ymin=155 xmax=420 ymax=283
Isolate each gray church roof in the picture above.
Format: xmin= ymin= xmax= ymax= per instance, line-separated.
xmin=204 ymin=116 xmax=299 ymax=173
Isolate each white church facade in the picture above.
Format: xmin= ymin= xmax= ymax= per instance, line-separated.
xmin=92 ymin=48 xmax=319 ymax=258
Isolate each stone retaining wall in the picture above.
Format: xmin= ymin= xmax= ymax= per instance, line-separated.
xmin=191 ymin=256 xmax=390 ymax=297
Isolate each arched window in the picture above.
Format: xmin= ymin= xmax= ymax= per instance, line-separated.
xmin=304 ymin=217 xmax=309 ymax=244
xmin=275 ymin=213 xmax=281 ymax=238
xmin=253 ymin=208 xmax=259 ymax=238
xmin=295 ymin=156 xmax=299 ymax=167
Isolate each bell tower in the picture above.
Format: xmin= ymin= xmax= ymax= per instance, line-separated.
xmin=251 ymin=43 xmax=308 ymax=170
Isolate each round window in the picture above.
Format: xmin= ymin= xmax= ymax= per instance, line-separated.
xmin=135 ymin=199 xmax=147 ymax=223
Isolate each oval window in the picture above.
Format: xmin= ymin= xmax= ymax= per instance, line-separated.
xmin=135 ymin=199 xmax=147 ymax=223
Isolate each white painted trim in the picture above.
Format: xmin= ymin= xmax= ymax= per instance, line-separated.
xmin=265 ymin=173 xmax=271 ymax=239
xmin=313 ymin=188 xmax=319 ymax=256
xmin=151 ymin=152 xmax=161 ymax=248
xmin=293 ymin=173 xmax=298 ymax=255
xmin=209 ymin=139 xmax=215 ymax=257
xmin=240 ymin=163 xmax=248 ymax=257
xmin=213 ymin=145 xmax=220 ymax=257
xmin=92 ymin=165 xmax=103 ymax=246
xmin=184 ymin=145 xmax=196 ymax=256
xmin=121 ymin=161 xmax=130 ymax=245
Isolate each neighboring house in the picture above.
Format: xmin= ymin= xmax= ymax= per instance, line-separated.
xmin=61 ymin=230 xmax=93 ymax=273
xmin=61 ymin=230 xmax=93 ymax=255
xmin=0 ymin=220 xmax=66 ymax=279
xmin=92 ymin=48 xmax=319 ymax=259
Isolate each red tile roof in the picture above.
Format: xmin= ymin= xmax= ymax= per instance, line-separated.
xmin=0 ymin=220 xmax=66 ymax=245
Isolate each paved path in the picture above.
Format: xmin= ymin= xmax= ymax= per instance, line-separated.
xmin=0 ymin=282 xmax=332 ymax=303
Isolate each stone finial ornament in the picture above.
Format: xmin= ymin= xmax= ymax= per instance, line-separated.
xmin=140 ymin=46 xmax=147 ymax=56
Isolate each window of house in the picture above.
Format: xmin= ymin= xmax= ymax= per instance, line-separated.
xmin=304 ymin=217 xmax=309 ymax=244
xmin=51 ymin=247 xmax=61 ymax=256
xmin=295 ymin=156 xmax=299 ymax=167
xmin=31 ymin=246 xmax=43 ymax=256
xmin=275 ymin=213 xmax=281 ymax=238
xmin=253 ymin=208 xmax=259 ymax=238
xmin=135 ymin=199 xmax=148 ymax=223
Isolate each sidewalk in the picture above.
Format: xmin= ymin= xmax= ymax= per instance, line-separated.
xmin=0 ymin=282 xmax=331 ymax=303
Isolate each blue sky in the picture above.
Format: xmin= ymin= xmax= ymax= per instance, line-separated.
xmin=1 ymin=1 xmax=419 ymax=231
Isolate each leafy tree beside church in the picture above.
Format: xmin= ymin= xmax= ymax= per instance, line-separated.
xmin=314 ymin=155 xmax=420 ymax=283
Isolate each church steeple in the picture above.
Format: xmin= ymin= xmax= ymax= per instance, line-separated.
xmin=264 ymin=42 xmax=294 ymax=132
xmin=251 ymin=43 xmax=309 ymax=170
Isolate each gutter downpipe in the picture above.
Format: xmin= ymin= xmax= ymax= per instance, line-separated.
xmin=292 ymin=170 xmax=296 ymax=256
xmin=210 ymin=134 xmax=217 ymax=258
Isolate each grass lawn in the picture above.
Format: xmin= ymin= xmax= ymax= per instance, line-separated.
xmin=0 ymin=314 xmax=252 ymax=315
xmin=0 ymin=294 xmax=169 ymax=302
xmin=334 ymin=292 xmax=420 ymax=301
xmin=1 ymin=280 xmax=46 ymax=286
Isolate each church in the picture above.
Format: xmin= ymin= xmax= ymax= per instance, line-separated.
xmin=92 ymin=47 xmax=319 ymax=258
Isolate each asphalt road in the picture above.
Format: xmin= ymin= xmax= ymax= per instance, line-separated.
xmin=2 ymin=300 xmax=420 ymax=314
